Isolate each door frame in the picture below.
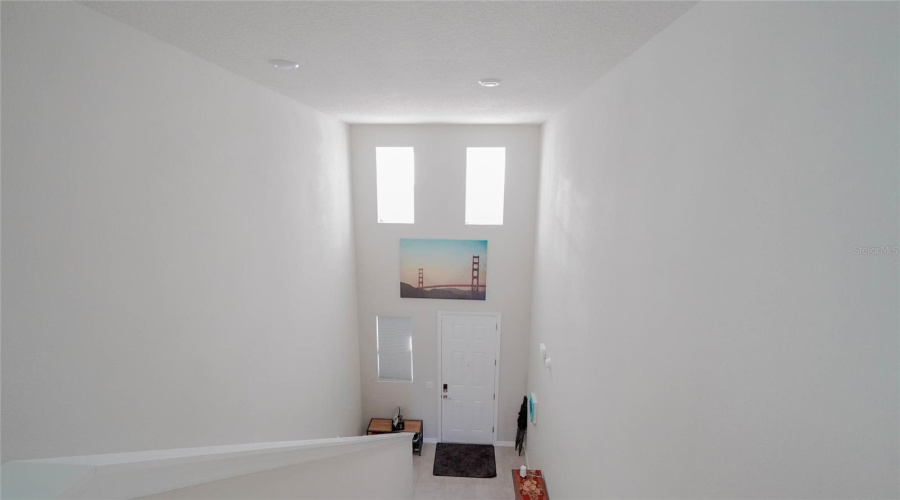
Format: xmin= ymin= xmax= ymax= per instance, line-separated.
xmin=436 ymin=311 xmax=502 ymax=445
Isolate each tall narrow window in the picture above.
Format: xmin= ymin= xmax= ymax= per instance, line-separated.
xmin=465 ymin=147 xmax=506 ymax=225
xmin=376 ymin=316 xmax=413 ymax=382
xmin=376 ymin=147 xmax=415 ymax=224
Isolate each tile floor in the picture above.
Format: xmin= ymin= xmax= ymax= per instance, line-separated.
xmin=412 ymin=443 xmax=527 ymax=499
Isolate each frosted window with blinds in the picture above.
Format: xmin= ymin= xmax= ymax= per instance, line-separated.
xmin=376 ymin=316 xmax=413 ymax=382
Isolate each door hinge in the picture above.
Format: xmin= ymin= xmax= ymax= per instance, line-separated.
xmin=493 ymin=393 xmax=496 ymax=400
xmin=492 ymin=427 xmax=495 ymax=433
xmin=494 ymin=359 xmax=497 ymax=366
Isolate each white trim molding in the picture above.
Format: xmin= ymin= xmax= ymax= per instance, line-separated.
xmin=1 ymin=434 xmax=412 ymax=499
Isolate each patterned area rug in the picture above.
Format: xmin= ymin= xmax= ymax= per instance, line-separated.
xmin=432 ymin=443 xmax=497 ymax=478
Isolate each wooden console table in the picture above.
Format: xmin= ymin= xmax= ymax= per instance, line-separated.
xmin=366 ymin=418 xmax=423 ymax=455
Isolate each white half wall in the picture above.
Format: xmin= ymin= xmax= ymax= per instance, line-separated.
xmin=2 ymin=434 xmax=412 ymax=499
xmin=140 ymin=436 xmax=413 ymax=500
xmin=350 ymin=125 xmax=540 ymax=442
xmin=528 ymin=2 xmax=899 ymax=498
xmin=1 ymin=2 xmax=362 ymax=461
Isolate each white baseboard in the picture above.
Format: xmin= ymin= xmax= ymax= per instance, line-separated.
xmin=423 ymin=438 xmax=439 ymax=444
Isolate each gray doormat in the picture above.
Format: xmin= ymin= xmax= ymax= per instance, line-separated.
xmin=432 ymin=443 xmax=497 ymax=478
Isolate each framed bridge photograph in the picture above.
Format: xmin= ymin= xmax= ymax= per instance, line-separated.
xmin=400 ymin=239 xmax=487 ymax=300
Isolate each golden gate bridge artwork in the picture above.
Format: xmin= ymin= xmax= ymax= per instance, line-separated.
xmin=399 ymin=239 xmax=487 ymax=301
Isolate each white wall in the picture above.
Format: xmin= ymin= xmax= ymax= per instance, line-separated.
xmin=528 ymin=2 xmax=899 ymax=499
xmin=350 ymin=125 xmax=540 ymax=442
xmin=1 ymin=2 xmax=362 ymax=461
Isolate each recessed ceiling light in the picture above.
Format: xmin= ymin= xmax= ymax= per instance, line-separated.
xmin=269 ymin=59 xmax=300 ymax=70
xmin=478 ymin=79 xmax=501 ymax=88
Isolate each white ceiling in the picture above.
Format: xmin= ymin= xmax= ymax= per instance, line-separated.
xmin=84 ymin=1 xmax=696 ymax=124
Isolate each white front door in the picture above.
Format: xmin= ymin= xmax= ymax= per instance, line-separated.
xmin=440 ymin=313 xmax=498 ymax=444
